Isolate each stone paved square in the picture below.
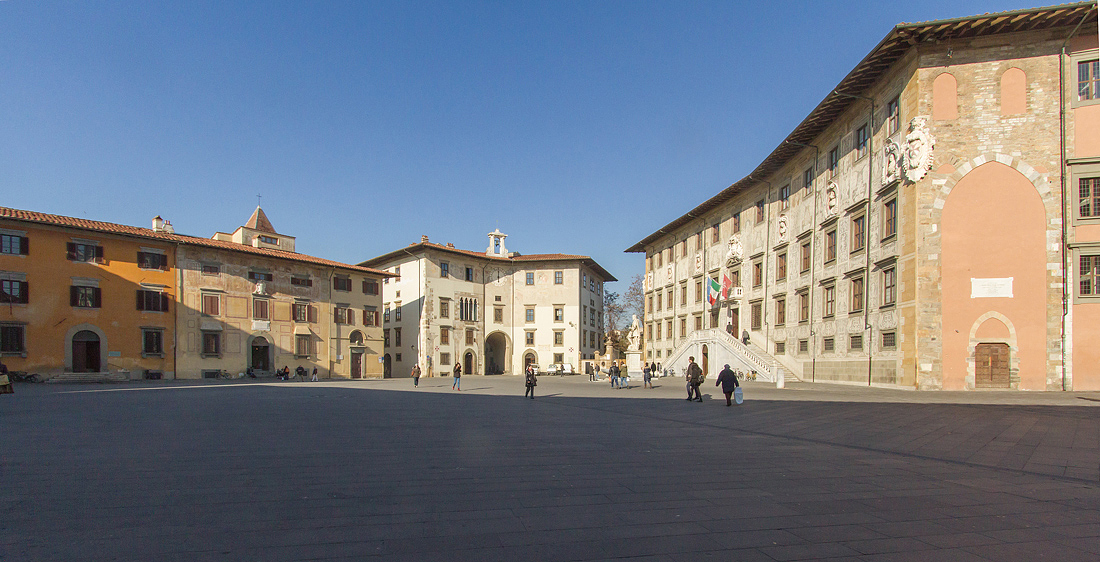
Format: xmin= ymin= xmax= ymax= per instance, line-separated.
xmin=3 ymin=376 xmax=1100 ymax=561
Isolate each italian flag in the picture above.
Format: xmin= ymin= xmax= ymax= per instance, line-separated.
xmin=707 ymin=277 xmax=721 ymax=305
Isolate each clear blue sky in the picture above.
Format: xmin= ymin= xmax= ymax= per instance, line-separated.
xmin=0 ymin=0 xmax=1048 ymax=289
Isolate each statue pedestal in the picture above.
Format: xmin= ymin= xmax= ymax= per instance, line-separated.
xmin=625 ymin=351 xmax=643 ymax=374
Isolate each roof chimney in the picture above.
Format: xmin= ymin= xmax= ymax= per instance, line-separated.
xmin=152 ymin=216 xmax=165 ymax=232
xmin=421 ymin=235 xmax=429 ymax=243
xmin=163 ymin=220 xmax=174 ymax=234
xmin=446 ymin=243 xmax=455 ymax=248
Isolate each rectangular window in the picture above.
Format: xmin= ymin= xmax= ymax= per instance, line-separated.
xmin=884 ymin=198 xmax=897 ymax=239
xmin=695 ymin=280 xmax=703 ymax=303
xmin=554 ymin=271 xmax=563 ymax=284
xmin=680 ymin=317 xmax=687 ymax=337
xmin=465 ymin=329 xmax=474 ymax=345
xmin=801 ymin=240 xmax=811 ymax=273
xmin=70 ymin=285 xmax=101 ymax=308
xmin=823 ymin=337 xmax=835 ymax=352
xmin=680 ymin=284 xmax=687 ymax=306
xmin=295 ymin=334 xmax=311 ymax=357
xmin=248 ymin=271 xmax=273 ymax=283
xmin=656 ymin=323 xmax=662 ymax=340
xmin=554 ymin=307 xmax=564 ymax=322
xmin=1080 ymin=178 xmax=1100 ymax=217
xmin=824 ymin=229 xmax=837 ymax=262
xmin=554 ymin=331 xmax=564 ymax=345
xmin=753 ymin=260 xmax=763 ymax=288
xmin=823 ymin=285 xmax=836 ymax=317
xmin=334 ymin=307 xmax=350 ymax=325
xmin=779 ymin=185 xmax=790 ymax=209
xmin=850 ymin=334 xmax=863 ymax=352
xmin=0 ymin=280 xmax=28 ymax=304
xmin=776 ymin=252 xmax=787 ymax=281
xmin=258 ymin=235 xmax=279 ymax=245
xmin=1 ymin=324 xmax=26 ymax=354
xmin=363 ymin=279 xmax=379 ymax=294
xmin=882 ymin=331 xmax=897 ymax=349
xmin=395 ymin=328 xmax=402 ymax=346
xmin=851 ymin=214 xmax=866 ymax=252
xmin=883 ymin=267 xmax=897 ymax=306
xmin=440 ymin=262 xmax=449 ymax=277
xmin=553 ymin=353 xmax=564 ymax=364
xmin=0 ymin=234 xmax=29 ymax=255
xmin=712 ymin=225 xmax=720 ymax=243
xmin=494 ymin=307 xmax=503 ymax=322
xmin=775 ymin=341 xmax=785 ymax=355
xmin=67 ymin=242 xmax=102 ymax=263
xmin=656 ymin=292 xmax=662 ymax=311
xmin=666 ymin=321 xmax=672 ymax=340
xmin=798 ymin=339 xmax=809 ymax=353
xmin=526 ymin=272 xmax=534 ymax=285
xmin=394 ymin=306 xmax=402 ymax=321
xmin=440 ymin=300 xmax=449 ymax=319
xmin=775 ymin=297 xmax=786 ymax=326
xmin=465 ymin=267 xmax=474 ymax=282
xmin=201 ymin=264 xmax=220 ymax=275
xmin=1079 ymin=60 xmax=1099 ymax=101
xmin=136 ymin=290 xmax=169 ymax=312
xmin=828 ymin=146 xmax=839 ymax=178
xmin=731 ymin=212 xmax=741 ymax=233
xmin=750 ymin=302 xmax=762 ymax=330
xmin=850 ymin=277 xmax=864 ymax=313
xmin=803 ymin=167 xmax=814 ymax=193
xmin=202 ymin=331 xmax=220 ymax=357
xmin=440 ymin=327 xmax=450 ymax=345
xmin=755 ymin=200 xmax=765 ymax=222
xmin=694 ymin=315 xmax=702 ymax=331
xmin=384 ymin=329 xmax=390 ymax=347
xmin=666 ymin=290 xmax=673 ymax=310
xmin=253 ymin=299 xmax=270 ymax=320
xmin=1080 ymin=255 xmax=1100 ymax=295
xmin=362 ymin=307 xmax=377 ymax=326
xmin=333 ymin=277 xmax=352 ymax=291
xmin=681 ymin=239 xmax=687 ymax=256
xmin=855 ymin=124 xmax=869 ymax=159
xmin=201 ymin=293 xmax=220 ymax=316
xmin=525 ymin=331 xmax=535 ymax=345
xmin=886 ymin=96 xmax=900 ymax=135
xmin=526 ymin=308 xmax=535 ymax=322
xmin=142 ymin=329 xmax=163 ymax=356
xmin=293 ymin=302 xmax=308 ymax=322
xmin=440 ymin=352 xmax=450 ymax=367
xmin=290 ymin=276 xmax=312 ymax=287
xmin=137 ymin=251 xmax=168 ymax=270
xmin=799 ymin=291 xmax=809 ymax=323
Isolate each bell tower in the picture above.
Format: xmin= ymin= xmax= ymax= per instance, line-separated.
xmin=486 ymin=229 xmax=508 ymax=257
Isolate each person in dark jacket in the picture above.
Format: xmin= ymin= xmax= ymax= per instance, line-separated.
xmin=524 ymin=364 xmax=537 ymax=399
xmin=716 ymin=364 xmax=740 ymax=406
xmin=686 ymin=357 xmax=703 ymax=402
xmin=452 ymin=362 xmax=462 ymax=391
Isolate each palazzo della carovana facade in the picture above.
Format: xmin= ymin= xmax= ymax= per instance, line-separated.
xmin=628 ymin=2 xmax=1100 ymax=390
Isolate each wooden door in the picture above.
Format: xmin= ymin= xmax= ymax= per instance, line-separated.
xmin=975 ymin=343 xmax=1010 ymax=388
xmin=351 ymin=352 xmax=362 ymax=379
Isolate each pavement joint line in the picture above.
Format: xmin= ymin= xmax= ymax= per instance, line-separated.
xmin=534 ymin=395 xmax=1100 ymax=488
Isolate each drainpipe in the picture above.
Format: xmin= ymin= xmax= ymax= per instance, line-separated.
xmin=1058 ymin=12 xmax=1091 ymax=391
xmin=835 ymin=90 xmax=877 ymax=386
xmin=784 ymin=141 xmax=821 ymax=382
xmin=746 ymin=174 xmax=773 ymax=357
xmin=401 ymin=248 xmax=423 ymax=373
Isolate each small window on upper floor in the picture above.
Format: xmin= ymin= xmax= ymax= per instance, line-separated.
xmin=248 ymin=271 xmax=273 ymax=283
xmin=67 ymin=242 xmax=103 ymax=264
xmin=465 ymin=267 xmax=474 ymax=282
xmin=526 ymin=272 xmax=534 ymax=285
xmin=554 ymin=271 xmax=563 ymax=285
xmin=258 ymin=235 xmax=278 ymax=245
xmin=855 ymin=124 xmax=869 ymax=160
xmin=0 ymin=234 xmax=29 ymax=256
xmin=886 ymin=96 xmax=900 ymax=135
xmin=827 ymin=146 xmax=840 ymax=179
xmin=755 ymin=200 xmax=765 ymax=223
xmin=803 ymin=167 xmax=814 ymax=194
xmin=779 ymin=185 xmax=790 ymax=209
xmin=1079 ymin=60 xmax=1099 ymax=101
xmin=440 ymin=262 xmax=449 ymax=277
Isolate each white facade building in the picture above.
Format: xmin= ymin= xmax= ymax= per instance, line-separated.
xmin=359 ymin=231 xmax=616 ymax=377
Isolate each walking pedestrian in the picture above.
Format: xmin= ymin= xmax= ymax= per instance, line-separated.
xmin=311 ymin=367 xmax=318 ymax=382
xmin=716 ymin=364 xmax=739 ymax=406
xmin=643 ymin=364 xmax=653 ymax=389
xmin=686 ymin=356 xmax=703 ymax=402
xmin=610 ymin=363 xmax=621 ymax=389
xmin=524 ymin=364 xmax=537 ymax=399
xmin=452 ymin=361 xmax=462 ymax=391
xmin=591 ymin=364 xmax=600 ymax=382
xmin=412 ymin=364 xmax=421 ymax=387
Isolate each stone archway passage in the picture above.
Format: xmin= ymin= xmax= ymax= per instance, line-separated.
xmin=484 ymin=332 xmax=509 ymax=375
xmin=464 ymin=352 xmax=474 ymax=376
xmin=72 ymin=330 xmax=100 ymax=373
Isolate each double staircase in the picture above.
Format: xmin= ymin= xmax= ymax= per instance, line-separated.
xmin=662 ymin=328 xmax=790 ymax=383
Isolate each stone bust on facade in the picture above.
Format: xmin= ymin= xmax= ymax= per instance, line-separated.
xmin=883 ymin=138 xmax=902 ymax=185
xmin=825 ymin=183 xmax=839 ymax=214
xmin=777 ymin=214 xmax=788 ymax=242
xmin=725 ymin=234 xmax=743 ymax=269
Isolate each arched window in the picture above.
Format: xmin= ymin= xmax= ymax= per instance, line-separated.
xmin=933 ymin=73 xmax=958 ymax=120
xmin=1000 ymin=67 xmax=1026 ymax=115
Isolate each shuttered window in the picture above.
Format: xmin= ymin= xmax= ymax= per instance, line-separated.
xmin=67 ymin=243 xmax=103 ymax=263
xmin=70 ymin=286 xmax=101 ymax=308
xmin=136 ymin=290 xmax=169 ymax=312
xmin=0 ymin=280 xmax=28 ymax=304
xmin=0 ymin=235 xmax=28 ymax=255
xmin=1080 ymin=178 xmax=1100 ymax=218
xmin=137 ymin=252 xmax=169 ymax=270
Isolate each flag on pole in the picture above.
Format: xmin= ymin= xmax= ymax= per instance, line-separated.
xmin=721 ymin=274 xmax=732 ymax=300
xmin=707 ymin=277 xmax=721 ymax=305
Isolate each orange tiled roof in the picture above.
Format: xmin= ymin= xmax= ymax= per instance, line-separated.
xmin=360 ymin=241 xmax=617 ymax=281
xmin=0 ymin=206 xmax=392 ymax=277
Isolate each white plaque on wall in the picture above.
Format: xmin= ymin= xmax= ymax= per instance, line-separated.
xmin=971 ymin=277 xmax=1013 ymax=298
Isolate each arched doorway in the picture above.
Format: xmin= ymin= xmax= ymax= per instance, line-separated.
xmin=349 ymin=331 xmax=364 ymax=379
xmin=463 ymin=351 xmax=474 ymax=375
xmin=701 ymin=344 xmax=709 ymax=377
xmin=383 ymin=354 xmax=392 ymax=378
xmin=250 ymin=336 xmax=271 ymax=371
xmin=72 ymin=330 xmax=101 ymax=373
xmin=484 ymin=332 xmax=509 ymax=375
xmin=524 ymin=352 xmax=537 ymax=369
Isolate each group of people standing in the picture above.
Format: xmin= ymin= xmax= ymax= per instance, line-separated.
xmin=277 ymin=365 xmax=318 ymax=381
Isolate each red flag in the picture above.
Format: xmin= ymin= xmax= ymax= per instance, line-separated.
xmin=722 ymin=274 xmax=732 ymax=299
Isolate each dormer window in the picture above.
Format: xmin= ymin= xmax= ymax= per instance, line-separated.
xmin=258 ymin=235 xmax=278 ymax=245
